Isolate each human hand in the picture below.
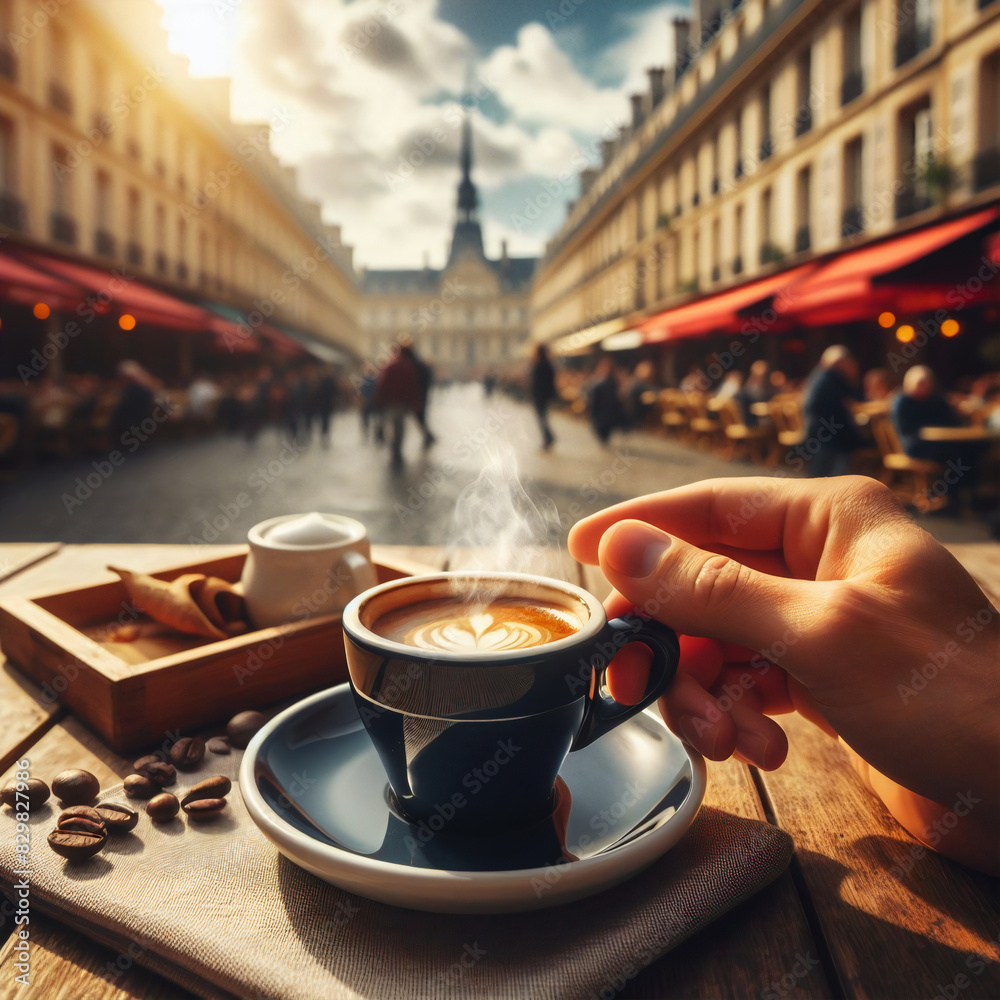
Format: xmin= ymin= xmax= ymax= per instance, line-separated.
xmin=569 ymin=477 xmax=1000 ymax=872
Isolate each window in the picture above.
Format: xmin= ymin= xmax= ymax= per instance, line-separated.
xmin=796 ymin=48 xmax=813 ymax=136
xmin=127 ymin=188 xmax=141 ymax=239
xmin=895 ymin=0 xmax=932 ymax=67
xmin=842 ymin=137 xmax=864 ymax=235
xmin=896 ymin=100 xmax=935 ymax=218
xmin=841 ymin=6 xmax=864 ymax=105
xmin=733 ymin=204 xmax=744 ymax=274
xmin=48 ymin=24 xmax=72 ymax=115
xmin=711 ymin=132 xmax=720 ymax=194
xmin=0 ymin=117 xmax=13 ymax=193
xmin=734 ymin=110 xmax=744 ymax=179
xmin=759 ymin=185 xmax=780 ymax=264
xmin=795 ymin=166 xmax=812 ymax=252
xmin=759 ymin=84 xmax=773 ymax=160
xmin=710 ymin=218 xmax=721 ymax=282
xmin=975 ymin=50 xmax=1000 ymax=191
xmin=51 ymin=145 xmax=72 ymax=213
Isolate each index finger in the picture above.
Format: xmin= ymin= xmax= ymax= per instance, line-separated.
xmin=568 ymin=477 xmax=819 ymax=565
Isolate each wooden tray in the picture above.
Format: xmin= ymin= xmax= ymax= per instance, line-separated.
xmin=0 ymin=549 xmax=427 ymax=753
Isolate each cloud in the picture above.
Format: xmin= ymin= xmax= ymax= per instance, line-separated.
xmin=482 ymin=23 xmax=623 ymax=131
xmin=225 ymin=0 xmax=651 ymax=269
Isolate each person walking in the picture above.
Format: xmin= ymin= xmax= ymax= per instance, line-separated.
xmin=374 ymin=340 xmax=423 ymax=465
xmin=315 ymin=366 xmax=338 ymax=446
xmin=587 ymin=358 xmax=626 ymax=447
xmin=529 ymin=344 xmax=558 ymax=449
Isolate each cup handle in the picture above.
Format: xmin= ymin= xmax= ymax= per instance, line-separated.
xmin=337 ymin=550 xmax=378 ymax=607
xmin=570 ymin=616 xmax=679 ymax=751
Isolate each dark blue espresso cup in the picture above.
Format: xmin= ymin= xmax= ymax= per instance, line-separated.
xmin=342 ymin=572 xmax=679 ymax=832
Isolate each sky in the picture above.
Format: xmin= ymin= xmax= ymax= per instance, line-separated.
xmin=155 ymin=0 xmax=688 ymax=270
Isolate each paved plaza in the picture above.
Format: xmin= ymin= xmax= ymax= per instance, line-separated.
xmin=0 ymin=384 xmax=989 ymax=550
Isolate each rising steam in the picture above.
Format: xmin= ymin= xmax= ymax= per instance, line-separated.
xmin=447 ymin=440 xmax=565 ymax=601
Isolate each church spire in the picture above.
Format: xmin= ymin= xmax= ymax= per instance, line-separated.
xmin=447 ymin=87 xmax=485 ymax=265
xmin=456 ymin=106 xmax=478 ymax=222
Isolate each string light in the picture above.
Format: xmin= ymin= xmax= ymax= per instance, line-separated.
xmin=33 ymin=303 xmax=50 ymax=320
xmin=878 ymin=311 xmax=895 ymax=328
xmin=118 ymin=314 xmax=136 ymax=331
xmin=896 ymin=324 xmax=915 ymax=343
xmin=940 ymin=318 xmax=960 ymax=337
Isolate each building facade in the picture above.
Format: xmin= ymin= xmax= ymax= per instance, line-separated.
xmin=0 ymin=0 xmax=359 ymax=366
xmin=360 ymin=113 xmax=535 ymax=380
xmin=531 ymin=0 xmax=1000 ymax=374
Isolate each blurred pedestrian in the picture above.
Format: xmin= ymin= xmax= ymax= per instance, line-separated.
xmin=315 ymin=365 xmax=338 ymax=446
xmin=801 ymin=345 xmax=863 ymax=477
xmin=529 ymin=343 xmax=558 ymax=449
xmin=111 ymin=360 xmax=159 ymax=448
xmin=626 ymin=360 xmax=658 ymax=429
xmin=359 ymin=372 xmax=378 ymax=439
xmin=587 ymin=358 xmax=626 ymax=447
xmin=410 ymin=340 xmax=436 ymax=448
xmin=375 ymin=340 xmax=424 ymax=464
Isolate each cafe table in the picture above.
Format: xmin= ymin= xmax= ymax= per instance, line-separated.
xmin=0 ymin=541 xmax=998 ymax=1000
xmin=919 ymin=426 xmax=1000 ymax=443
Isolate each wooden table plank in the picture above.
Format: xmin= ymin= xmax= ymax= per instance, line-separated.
xmin=0 ymin=544 xmax=62 ymax=585
xmin=0 ymin=913 xmax=194 ymax=1000
xmin=756 ymin=713 xmax=1000 ymax=1000
xmin=945 ymin=543 xmax=1000 ymax=607
xmin=624 ymin=757 xmax=835 ymax=999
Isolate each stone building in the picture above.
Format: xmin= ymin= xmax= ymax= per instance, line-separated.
xmin=360 ymin=112 xmax=535 ymax=380
xmin=0 ymin=0 xmax=359 ymax=379
xmin=531 ymin=0 xmax=1000 ymax=380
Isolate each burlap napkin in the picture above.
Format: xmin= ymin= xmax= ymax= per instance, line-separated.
xmin=0 ymin=754 xmax=792 ymax=1000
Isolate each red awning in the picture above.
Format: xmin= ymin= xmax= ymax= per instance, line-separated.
xmin=640 ymin=264 xmax=817 ymax=343
xmin=13 ymin=249 xmax=212 ymax=331
xmin=775 ymin=206 xmax=1000 ymax=324
xmin=0 ymin=252 xmax=85 ymax=312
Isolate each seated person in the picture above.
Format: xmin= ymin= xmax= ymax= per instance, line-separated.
xmin=802 ymin=345 xmax=863 ymax=477
xmin=890 ymin=365 xmax=963 ymax=463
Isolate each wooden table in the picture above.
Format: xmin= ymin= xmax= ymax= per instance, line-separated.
xmin=920 ymin=425 xmax=999 ymax=442
xmin=1 ymin=542 xmax=999 ymax=1000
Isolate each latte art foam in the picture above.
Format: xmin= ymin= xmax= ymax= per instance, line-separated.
xmin=373 ymin=597 xmax=583 ymax=652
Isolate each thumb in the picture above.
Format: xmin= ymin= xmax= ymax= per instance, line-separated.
xmin=598 ymin=519 xmax=819 ymax=656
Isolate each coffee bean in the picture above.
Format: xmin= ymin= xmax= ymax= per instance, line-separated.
xmin=123 ymin=773 xmax=157 ymax=799
xmin=206 ymin=737 xmax=231 ymax=755
xmin=133 ymin=755 xmax=176 ymax=787
xmin=169 ymin=737 xmax=206 ymax=771
xmin=180 ymin=775 xmax=232 ymax=807
xmin=48 ymin=827 xmax=107 ymax=862
xmin=145 ymin=793 xmax=180 ymax=822
xmin=95 ymin=802 xmax=139 ymax=833
xmin=53 ymin=809 xmax=103 ymax=831
xmin=57 ymin=814 xmax=106 ymax=836
xmin=1 ymin=778 xmax=50 ymax=810
xmin=51 ymin=769 xmax=100 ymax=805
xmin=183 ymin=797 xmax=227 ymax=821
xmin=226 ymin=710 xmax=266 ymax=749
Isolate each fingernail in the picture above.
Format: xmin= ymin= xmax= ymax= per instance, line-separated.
xmin=678 ymin=714 xmax=720 ymax=758
xmin=739 ymin=731 xmax=769 ymax=767
xmin=603 ymin=522 xmax=671 ymax=579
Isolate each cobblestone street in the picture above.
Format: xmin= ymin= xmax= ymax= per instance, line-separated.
xmin=0 ymin=384 xmax=989 ymax=550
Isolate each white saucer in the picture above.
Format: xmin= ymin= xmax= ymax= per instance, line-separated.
xmin=239 ymin=684 xmax=705 ymax=913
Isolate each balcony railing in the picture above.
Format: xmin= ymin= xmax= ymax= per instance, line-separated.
xmin=50 ymin=211 xmax=77 ymax=246
xmin=0 ymin=46 xmax=18 ymax=83
xmin=894 ymin=186 xmax=933 ymax=220
xmin=794 ymin=225 xmax=811 ymax=253
xmin=126 ymin=241 xmax=144 ymax=267
xmin=94 ymin=229 xmax=116 ymax=257
xmin=0 ymin=192 xmax=25 ymax=231
xmin=895 ymin=22 xmax=932 ymax=68
xmin=732 ymin=255 xmax=743 ymax=275
xmin=48 ymin=80 xmax=73 ymax=116
xmin=972 ymin=148 xmax=1000 ymax=191
xmin=841 ymin=69 xmax=864 ymax=106
xmin=841 ymin=205 xmax=864 ymax=237
xmin=759 ymin=135 xmax=774 ymax=162
xmin=794 ymin=108 xmax=812 ymax=137
xmin=155 ymin=252 xmax=168 ymax=275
